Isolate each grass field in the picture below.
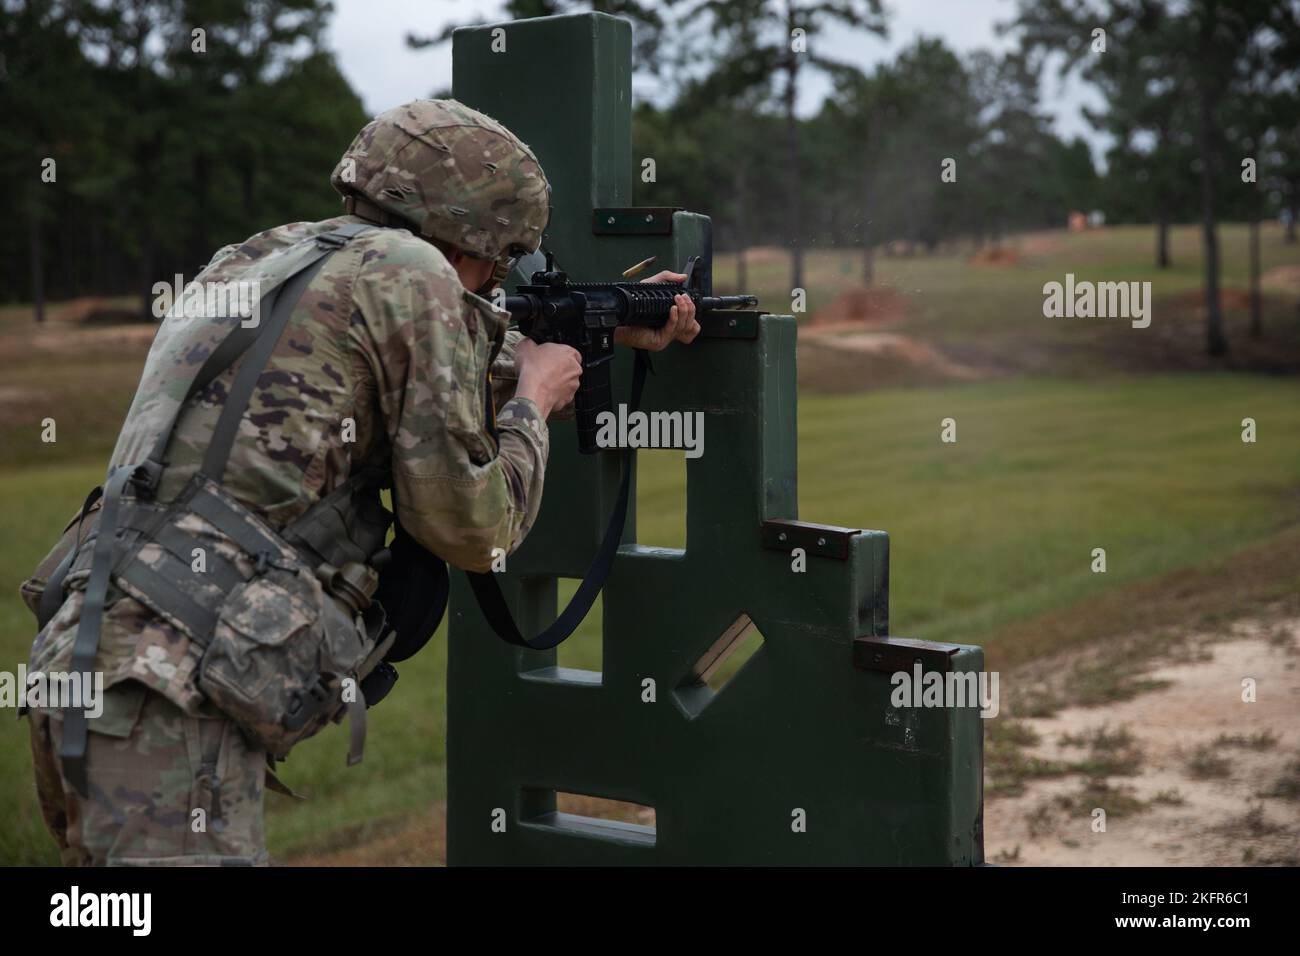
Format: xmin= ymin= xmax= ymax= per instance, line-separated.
xmin=1 ymin=223 xmax=1298 ymax=864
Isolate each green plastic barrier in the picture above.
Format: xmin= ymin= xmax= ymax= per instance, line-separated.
xmin=446 ymin=11 xmax=984 ymax=865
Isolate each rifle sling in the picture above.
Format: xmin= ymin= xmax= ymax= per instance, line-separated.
xmin=465 ymin=349 xmax=649 ymax=651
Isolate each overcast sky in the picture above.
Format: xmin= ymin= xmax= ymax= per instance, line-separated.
xmin=326 ymin=0 xmax=1105 ymax=155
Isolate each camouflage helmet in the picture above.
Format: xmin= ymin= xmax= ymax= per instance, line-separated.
xmin=330 ymin=99 xmax=550 ymax=261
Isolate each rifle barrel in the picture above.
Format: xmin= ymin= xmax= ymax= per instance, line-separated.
xmin=502 ymin=291 xmax=756 ymax=323
xmin=700 ymin=295 xmax=758 ymax=311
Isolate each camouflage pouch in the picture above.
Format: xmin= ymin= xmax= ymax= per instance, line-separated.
xmin=104 ymin=473 xmax=389 ymax=761
xmin=199 ymin=561 xmax=381 ymax=759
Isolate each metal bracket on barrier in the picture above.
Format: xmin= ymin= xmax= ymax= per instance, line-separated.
xmin=853 ymin=636 xmax=962 ymax=674
xmin=699 ymin=310 xmax=762 ymax=340
xmin=593 ymin=207 xmax=681 ymax=235
xmin=761 ymin=519 xmax=859 ymax=560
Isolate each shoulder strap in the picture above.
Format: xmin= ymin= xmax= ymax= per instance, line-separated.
xmin=58 ymin=223 xmax=373 ymax=797
xmin=201 ymin=225 xmax=370 ymax=481
xmin=142 ymin=222 xmax=375 ymax=489
xmin=464 ymin=349 xmax=650 ymax=651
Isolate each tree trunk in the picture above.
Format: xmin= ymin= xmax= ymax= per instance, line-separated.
xmin=193 ymin=151 xmax=212 ymax=269
xmin=734 ymin=159 xmax=748 ymax=291
xmin=1287 ymin=201 xmax=1297 ymax=244
xmin=784 ymin=2 xmax=803 ymax=292
xmin=242 ymin=151 xmax=257 ymax=218
xmin=137 ymin=133 xmax=161 ymax=323
xmin=1248 ymin=214 xmax=1262 ymax=339
xmin=1195 ymin=10 xmax=1227 ymax=357
xmin=784 ymin=96 xmax=803 ymax=290
xmin=861 ymin=170 xmax=874 ymax=286
xmin=1156 ymin=212 xmax=1171 ymax=269
xmin=29 ymin=200 xmax=45 ymax=323
xmin=139 ymin=234 xmax=155 ymax=324
xmin=1197 ymin=167 xmax=1226 ymax=356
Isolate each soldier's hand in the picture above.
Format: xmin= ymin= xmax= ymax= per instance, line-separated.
xmin=515 ymin=339 xmax=582 ymax=419
xmin=614 ymin=271 xmax=700 ymax=351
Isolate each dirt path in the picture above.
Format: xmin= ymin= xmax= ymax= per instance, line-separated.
xmin=985 ymin=617 xmax=1300 ymax=866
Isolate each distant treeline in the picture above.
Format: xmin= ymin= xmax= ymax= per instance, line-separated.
xmin=422 ymin=0 xmax=1300 ymax=356
xmin=3 ymin=0 xmax=367 ymax=318
xmin=7 ymin=0 xmax=1300 ymax=358
xmin=633 ymin=39 xmax=1111 ymax=267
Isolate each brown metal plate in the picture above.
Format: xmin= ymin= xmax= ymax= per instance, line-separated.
xmin=760 ymin=519 xmax=859 ymax=560
xmin=699 ymin=310 xmax=761 ymax=340
xmin=853 ymin=636 xmax=962 ymax=674
xmin=592 ymin=207 xmax=681 ymax=235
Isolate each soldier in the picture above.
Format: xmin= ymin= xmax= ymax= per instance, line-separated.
xmin=20 ymin=99 xmax=699 ymax=866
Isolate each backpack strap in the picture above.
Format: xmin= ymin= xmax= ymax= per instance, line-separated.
xmin=58 ymin=223 xmax=373 ymax=797
xmin=200 ymin=227 xmax=362 ymax=483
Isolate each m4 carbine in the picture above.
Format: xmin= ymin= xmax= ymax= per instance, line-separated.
xmin=502 ymin=254 xmax=757 ymax=453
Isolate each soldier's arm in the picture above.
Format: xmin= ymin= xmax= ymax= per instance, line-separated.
xmin=490 ymin=328 xmax=523 ymax=409
xmin=491 ymin=329 xmax=575 ymax=421
xmin=491 ymin=267 xmax=700 ymax=417
xmin=353 ymin=243 xmax=551 ymax=573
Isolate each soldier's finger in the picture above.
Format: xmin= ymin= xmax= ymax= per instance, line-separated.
xmin=642 ymin=270 xmax=685 ymax=285
xmin=673 ymin=296 xmax=695 ymax=341
xmin=660 ymin=304 xmax=681 ymax=346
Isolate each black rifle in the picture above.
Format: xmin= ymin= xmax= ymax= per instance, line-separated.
xmin=503 ymin=254 xmax=757 ymax=453
xmin=459 ymin=252 xmax=758 ymax=653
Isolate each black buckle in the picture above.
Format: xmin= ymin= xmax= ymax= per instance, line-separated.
xmin=316 ymin=231 xmax=348 ymax=250
xmin=128 ymin=460 xmax=165 ymax=500
xmin=284 ymin=678 xmax=332 ymax=729
xmin=254 ymin=551 xmax=271 ymax=575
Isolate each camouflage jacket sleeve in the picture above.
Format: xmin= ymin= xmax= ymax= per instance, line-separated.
xmin=489 ymin=329 xmax=524 ymax=410
xmin=491 ymin=328 xmax=576 ymax=421
xmin=352 ymin=239 xmax=550 ymax=573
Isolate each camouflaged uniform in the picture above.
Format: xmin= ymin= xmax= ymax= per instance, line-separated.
xmin=23 ymin=215 xmax=550 ymax=865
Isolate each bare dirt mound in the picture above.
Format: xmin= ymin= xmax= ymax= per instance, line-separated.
xmin=42 ymin=296 xmax=144 ymax=325
xmin=1019 ymin=231 xmax=1065 ymax=258
xmin=799 ymin=283 xmax=982 ymax=390
xmin=799 ymin=327 xmax=983 ymax=392
xmin=23 ymin=324 xmax=158 ymax=354
xmin=1173 ymin=287 xmax=1255 ymax=310
xmin=811 ymin=286 xmax=908 ymax=328
xmin=986 ymin=616 xmax=1300 ymax=866
xmin=1261 ymin=265 xmax=1300 ymax=294
xmin=969 ymin=246 xmax=1024 ymax=267
xmin=805 ymin=330 xmax=980 ymax=379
